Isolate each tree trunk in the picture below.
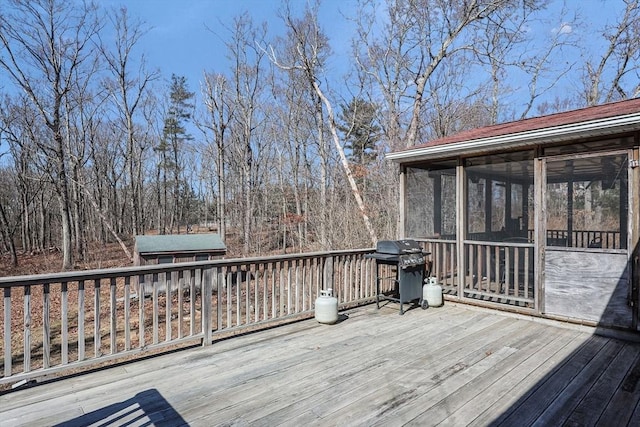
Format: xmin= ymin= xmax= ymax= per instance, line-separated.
xmin=311 ymin=81 xmax=378 ymax=246
xmin=217 ymin=141 xmax=226 ymax=242
xmin=0 ymin=200 xmax=17 ymax=266
xmin=316 ymin=94 xmax=328 ymax=249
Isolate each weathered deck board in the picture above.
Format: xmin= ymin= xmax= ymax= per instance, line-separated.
xmin=390 ymin=323 xmax=567 ymax=426
xmin=598 ymin=350 xmax=640 ymax=425
xmin=437 ymin=328 xmax=581 ymax=426
xmin=1 ymin=303 xmax=640 ymax=427
xmin=267 ymin=313 xmax=509 ymax=426
xmin=252 ymin=313 xmax=510 ymax=425
xmin=311 ymin=319 xmax=532 ymax=426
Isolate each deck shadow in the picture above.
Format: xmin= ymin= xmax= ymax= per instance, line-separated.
xmin=486 ymin=251 xmax=640 ymax=426
xmin=53 ymin=388 xmax=187 ymax=427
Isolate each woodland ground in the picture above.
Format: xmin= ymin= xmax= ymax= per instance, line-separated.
xmin=0 ymin=227 xmax=252 ymax=277
xmin=0 ymin=242 xmax=131 ymax=277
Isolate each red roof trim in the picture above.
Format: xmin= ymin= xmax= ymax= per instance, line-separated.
xmin=398 ymin=98 xmax=640 ymax=152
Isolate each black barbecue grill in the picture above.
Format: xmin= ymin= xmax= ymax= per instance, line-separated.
xmin=366 ymin=239 xmax=430 ymax=314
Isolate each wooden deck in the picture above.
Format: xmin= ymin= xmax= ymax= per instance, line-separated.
xmin=2 ymin=302 xmax=640 ymax=426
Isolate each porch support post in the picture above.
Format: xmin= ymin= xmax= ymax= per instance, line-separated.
xmin=534 ymin=156 xmax=545 ymax=314
xmin=629 ymin=147 xmax=639 ymax=330
xmin=456 ymin=160 xmax=465 ymax=300
xmin=484 ymin=178 xmax=492 ymax=234
xmin=523 ymin=182 xmax=530 ymax=237
xmin=567 ymin=180 xmax=574 ymax=247
xmin=434 ymin=173 xmax=442 ymax=236
xmin=399 ymin=165 xmax=406 ymax=239
xmin=505 ymin=178 xmax=512 ymax=230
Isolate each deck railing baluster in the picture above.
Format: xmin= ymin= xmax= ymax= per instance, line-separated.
xmin=177 ymin=270 xmax=184 ymax=339
xmin=214 ymin=267 xmax=221 ymax=333
xmin=23 ymin=285 xmax=31 ymax=373
xmin=62 ymin=282 xmax=68 ymax=364
xmin=4 ymin=287 xmax=12 ymax=377
xmin=202 ymin=267 xmax=212 ymax=345
xmin=43 ymin=284 xmax=50 ymax=369
xmin=504 ymin=248 xmax=511 ymax=296
xmin=110 ymin=278 xmax=117 ymax=353
xmin=152 ymin=274 xmax=158 ymax=345
xmin=164 ymin=272 xmax=171 ymax=342
xmin=138 ymin=275 xmax=145 ymax=349
xmin=238 ymin=267 xmax=243 ymax=324
xmin=524 ymin=247 xmax=530 ymax=299
xmin=244 ymin=266 xmax=250 ymax=324
xmin=93 ymin=279 xmax=101 ymax=357
xmin=302 ymin=259 xmax=308 ymax=312
xmin=225 ymin=268 xmax=232 ymax=328
xmin=270 ymin=263 xmax=276 ymax=319
xmin=189 ymin=269 xmax=196 ymax=336
xmin=254 ymin=264 xmax=259 ymax=322
xmin=124 ymin=277 xmax=131 ymax=351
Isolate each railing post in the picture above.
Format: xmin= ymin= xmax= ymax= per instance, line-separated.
xmin=323 ymin=255 xmax=334 ymax=292
xmin=216 ymin=267 xmax=223 ymax=332
xmin=201 ymin=267 xmax=213 ymax=346
xmin=456 ymin=161 xmax=465 ymax=300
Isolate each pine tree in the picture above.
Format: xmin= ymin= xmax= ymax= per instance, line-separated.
xmin=337 ymin=98 xmax=381 ymax=164
xmin=157 ymin=74 xmax=194 ymax=233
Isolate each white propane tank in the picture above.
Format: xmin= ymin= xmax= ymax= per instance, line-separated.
xmin=315 ymin=288 xmax=338 ymax=324
xmin=423 ymin=277 xmax=443 ymax=307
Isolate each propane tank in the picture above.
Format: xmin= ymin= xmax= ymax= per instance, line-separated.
xmin=423 ymin=277 xmax=443 ymax=307
xmin=315 ymin=288 xmax=338 ymax=324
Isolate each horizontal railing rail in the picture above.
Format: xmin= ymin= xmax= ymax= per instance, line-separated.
xmin=1 ymin=248 xmax=381 ymax=386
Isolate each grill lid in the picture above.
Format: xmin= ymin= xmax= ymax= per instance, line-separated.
xmin=376 ymin=239 xmax=423 ymax=255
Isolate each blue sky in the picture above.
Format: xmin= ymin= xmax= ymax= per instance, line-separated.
xmin=97 ymin=0 xmax=624 ymax=110
xmin=101 ymin=0 xmax=358 ymax=94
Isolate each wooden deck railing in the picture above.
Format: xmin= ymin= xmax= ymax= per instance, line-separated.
xmin=546 ymin=229 xmax=622 ymax=249
xmin=414 ymin=238 xmax=535 ymax=309
xmin=417 ymin=239 xmax=458 ymax=295
xmin=463 ymin=240 xmax=535 ymax=308
xmin=0 ymin=249 xmax=380 ymax=386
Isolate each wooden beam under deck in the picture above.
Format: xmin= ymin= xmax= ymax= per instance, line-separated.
xmin=1 ymin=303 xmax=639 ymax=426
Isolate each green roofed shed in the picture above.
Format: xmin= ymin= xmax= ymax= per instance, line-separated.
xmin=133 ymin=234 xmax=226 ymax=266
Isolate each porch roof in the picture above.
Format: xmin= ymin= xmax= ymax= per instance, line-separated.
xmin=388 ymin=98 xmax=640 ymax=162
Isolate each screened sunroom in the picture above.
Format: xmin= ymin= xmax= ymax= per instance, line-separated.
xmin=388 ymin=99 xmax=640 ymax=331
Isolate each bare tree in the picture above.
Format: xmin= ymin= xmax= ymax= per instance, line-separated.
xmin=470 ymin=0 xmax=577 ymax=120
xmin=198 ymin=72 xmax=234 ymax=243
xmin=273 ymin=77 xmax=315 ymax=251
xmin=99 ymin=6 xmax=158 ymax=236
xmin=354 ymin=0 xmax=550 ymax=147
xmin=0 ymin=147 xmax=19 ymax=266
xmin=583 ymin=0 xmax=640 ymax=105
xmin=224 ymin=13 xmax=268 ymax=255
xmin=0 ymin=95 xmax=52 ymax=254
xmin=0 ymin=0 xmax=101 ymax=269
xmin=268 ymin=1 xmax=378 ymax=246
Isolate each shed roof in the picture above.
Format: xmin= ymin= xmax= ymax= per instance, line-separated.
xmin=387 ymin=98 xmax=640 ymax=162
xmin=134 ymin=234 xmax=226 ymax=255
